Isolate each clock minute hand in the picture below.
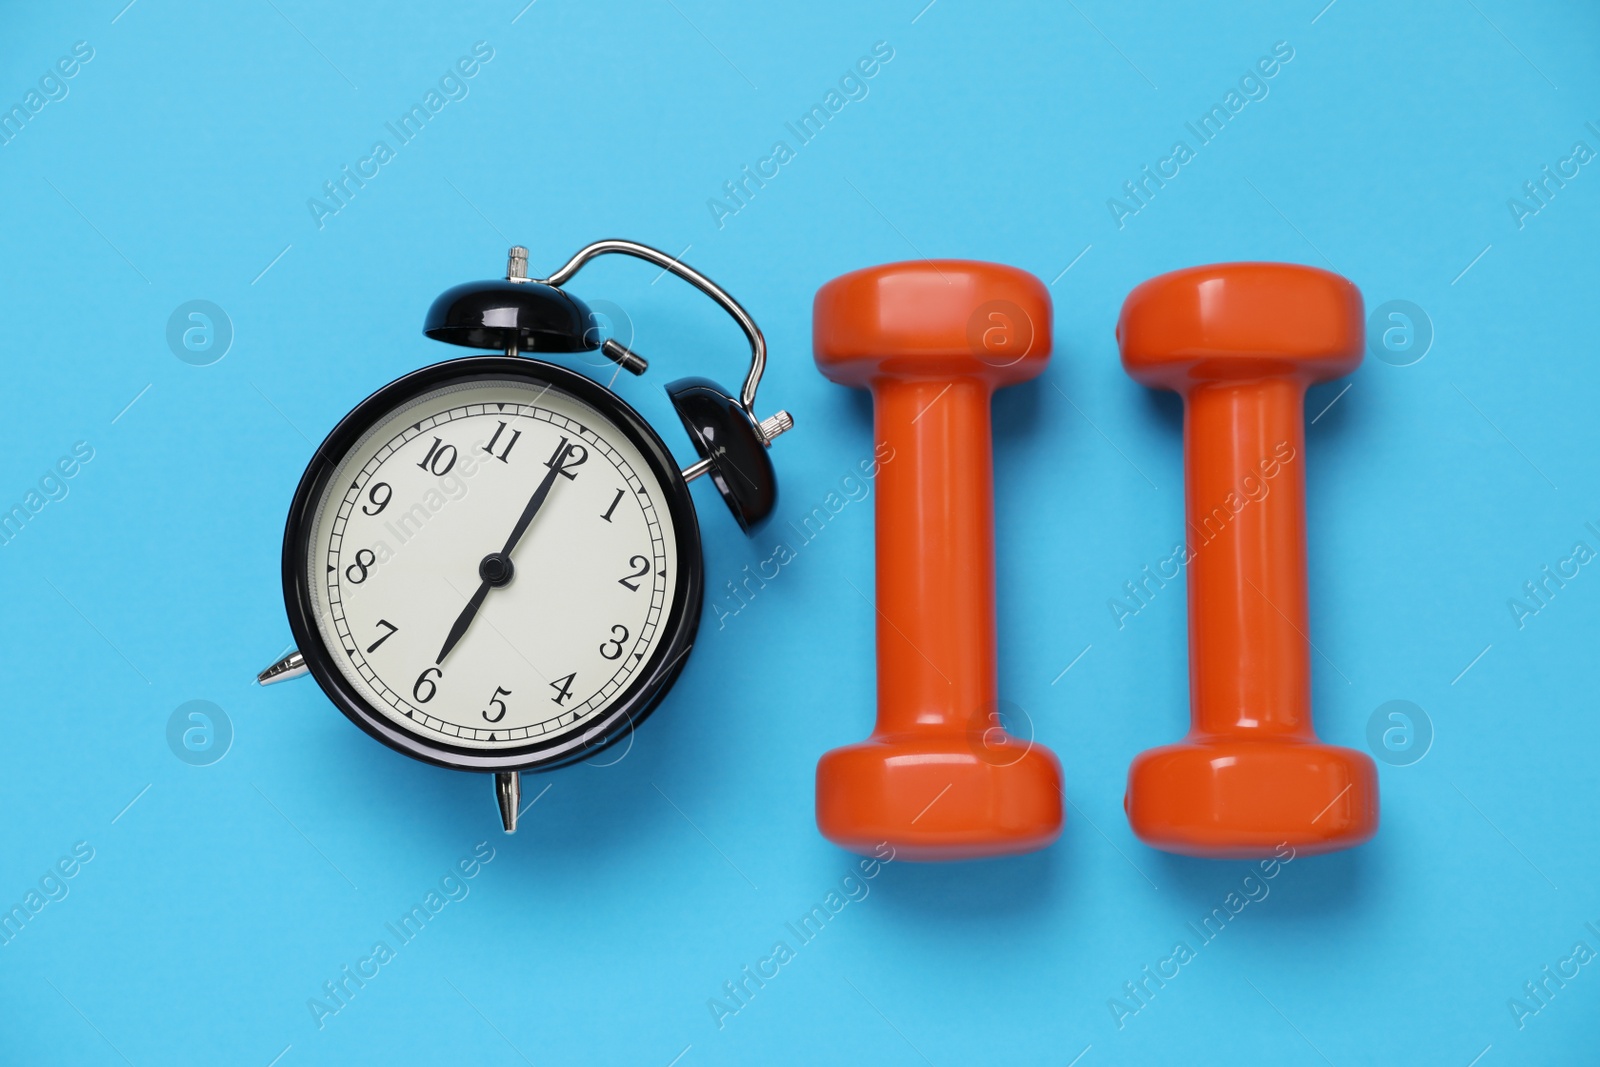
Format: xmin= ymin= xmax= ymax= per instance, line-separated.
xmin=495 ymin=444 xmax=573 ymax=558
xmin=435 ymin=444 xmax=576 ymax=666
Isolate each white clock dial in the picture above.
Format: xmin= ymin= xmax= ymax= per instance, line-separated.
xmin=304 ymin=377 xmax=680 ymax=751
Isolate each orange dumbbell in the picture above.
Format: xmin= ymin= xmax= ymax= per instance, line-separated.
xmin=1117 ymin=262 xmax=1379 ymax=858
xmin=813 ymin=260 xmax=1064 ymax=861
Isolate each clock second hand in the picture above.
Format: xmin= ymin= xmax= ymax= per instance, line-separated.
xmin=436 ymin=441 xmax=577 ymax=666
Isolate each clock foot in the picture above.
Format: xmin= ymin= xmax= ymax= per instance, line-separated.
xmin=257 ymin=650 xmax=307 ymax=685
xmin=495 ymin=771 xmax=520 ymax=833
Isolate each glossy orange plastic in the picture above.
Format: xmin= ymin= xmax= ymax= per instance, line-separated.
xmin=812 ymin=260 xmax=1064 ymax=861
xmin=1117 ymin=262 xmax=1379 ymax=859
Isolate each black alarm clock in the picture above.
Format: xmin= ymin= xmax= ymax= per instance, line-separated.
xmin=259 ymin=241 xmax=791 ymax=831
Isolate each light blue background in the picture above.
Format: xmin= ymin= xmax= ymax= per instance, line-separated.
xmin=2 ymin=1 xmax=1597 ymax=1064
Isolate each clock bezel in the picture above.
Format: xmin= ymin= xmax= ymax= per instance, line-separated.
xmin=281 ymin=355 xmax=704 ymax=773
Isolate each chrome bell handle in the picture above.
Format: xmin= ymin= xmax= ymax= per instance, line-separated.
xmin=532 ymin=239 xmax=788 ymax=444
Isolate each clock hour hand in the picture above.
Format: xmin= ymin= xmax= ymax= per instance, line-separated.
xmin=436 ymin=578 xmax=493 ymax=665
xmin=435 ymin=441 xmax=578 ymax=666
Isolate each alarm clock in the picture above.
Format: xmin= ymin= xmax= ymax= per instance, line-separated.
xmin=258 ymin=240 xmax=792 ymax=832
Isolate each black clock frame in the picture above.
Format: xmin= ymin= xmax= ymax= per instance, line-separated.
xmin=281 ymin=355 xmax=704 ymax=774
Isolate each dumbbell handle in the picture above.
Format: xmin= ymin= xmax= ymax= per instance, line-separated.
xmin=872 ymin=377 xmax=995 ymax=737
xmin=1185 ymin=378 xmax=1313 ymax=739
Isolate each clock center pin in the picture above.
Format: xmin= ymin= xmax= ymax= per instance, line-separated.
xmin=477 ymin=552 xmax=515 ymax=588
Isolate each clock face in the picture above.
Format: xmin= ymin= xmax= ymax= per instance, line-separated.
xmin=284 ymin=358 xmax=702 ymax=771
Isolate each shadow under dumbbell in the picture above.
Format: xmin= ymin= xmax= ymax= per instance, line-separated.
xmin=1138 ymin=373 xmax=1363 ymax=445
xmin=846 ymin=386 xmax=873 ymax=427
xmin=1137 ymin=386 xmax=1185 ymax=444
xmin=839 ymin=379 xmax=1048 ymax=447
xmin=992 ymin=374 xmax=1044 ymax=450
xmin=1146 ymin=841 xmax=1373 ymax=922
xmin=864 ymin=845 xmax=1063 ymax=922
xmin=1305 ymin=375 xmax=1360 ymax=439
